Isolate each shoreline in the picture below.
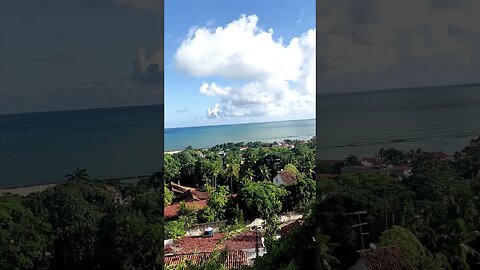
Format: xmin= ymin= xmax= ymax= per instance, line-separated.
xmin=0 ymin=183 xmax=58 ymax=196
xmin=164 ymin=135 xmax=315 ymax=153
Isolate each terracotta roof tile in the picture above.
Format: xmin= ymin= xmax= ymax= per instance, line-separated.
xmin=164 ymin=250 xmax=249 ymax=269
xmin=172 ymin=231 xmax=257 ymax=254
xmin=357 ymin=246 xmax=414 ymax=270
xmin=164 ymin=200 xmax=207 ymax=220
xmin=280 ymin=219 xmax=303 ymax=236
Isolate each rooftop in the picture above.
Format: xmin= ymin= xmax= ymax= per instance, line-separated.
xmin=164 ymin=200 xmax=207 ymax=220
xmin=356 ymin=246 xmax=414 ymax=270
xmin=164 ymin=250 xmax=249 ymax=269
xmin=169 ymin=230 xmax=257 ymax=255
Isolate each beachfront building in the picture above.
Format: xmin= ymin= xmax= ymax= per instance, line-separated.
xmin=271 ymin=141 xmax=295 ymax=149
xmin=470 ymin=137 xmax=480 ymax=148
xmin=272 ymin=170 xmax=297 ymax=186
xmin=360 ymin=157 xmax=381 ymax=167
xmin=429 ymin=151 xmax=451 ymax=160
xmin=341 ymin=165 xmax=412 ymax=179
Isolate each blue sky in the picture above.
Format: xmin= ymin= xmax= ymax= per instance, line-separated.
xmin=165 ymin=0 xmax=316 ymax=128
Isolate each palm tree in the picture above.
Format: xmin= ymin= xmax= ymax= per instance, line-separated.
xmin=245 ymin=168 xmax=255 ymax=182
xmin=315 ymin=231 xmax=340 ymax=270
xmin=259 ymin=164 xmax=271 ymax=182
xmin=438 ymin=218 xmax=480 ymax=270
xmin=65 ymin=167 xmax=89 ymax=181
xmin=226 ymin=162 xmax=240 ymax=194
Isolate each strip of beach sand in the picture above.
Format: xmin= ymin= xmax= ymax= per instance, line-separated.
xmin=0 ymin=183 xmax=57 ymax=196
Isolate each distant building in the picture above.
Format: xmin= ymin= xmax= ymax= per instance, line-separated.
xmin=341 ymin=165 xmax=412 ymax=179
xmin=429 ymin=151 xmax=450 ymax=160
xmin=273 ymin=170 xmax=297 ymax=186
xmin=347 ymin=246 xmax=414 ymax=270
xmin=104 ymin=185 xmax=128 ymax=205
xmin=470 ymin=137 xmax=480 ymax=148
xmin=271 ymin=141 xmax=294 ymax=149
xmin=389 ymin=165 xmax=413 ymax=179
xmin=360 ymin=157 xmax=381 ymax=167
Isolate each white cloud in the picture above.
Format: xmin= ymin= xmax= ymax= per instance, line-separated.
xmin=175 ymin=15 xmax=315 ymax=119
xmin=317 ymin=0 xmax=480 ymax=75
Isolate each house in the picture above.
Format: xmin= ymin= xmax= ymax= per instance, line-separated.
xmin=273 ymin=170 xmax=297 ymax=186
xmin=388 ymin=165 xmax=413 ymax=179
xmin=168 ymin=182 xmax=197 ymax=195
xmin=166 ymin=230 xmax=260 ymax=267
xmin=164 ymin=250 xmax=249 ymax=270
xmin=164 ymin=200 xmax=208 ymax=220
xmin=176 ymin=189 xmax=210 ymax=202
xmin=429 ymin=151 xmax=450 ymax=160
xmin=279 ymin=219 xmax=303 ymax=237
xmin=104 ymin=185 xmax=125 ymax=205
xmin=347 ymin=246 xmax=414 ymax=270
xmin=360 ymin=157 xmax=381 ymax=167
xmin=271 ymin=141 xmax=294 ymax=149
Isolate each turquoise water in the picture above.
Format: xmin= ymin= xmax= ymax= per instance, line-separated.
xmin=0 ymin=105 xmax=162 ymax=186
xmin=164 ymin=119 xmax=315 ymax=151
xmin=317 ymin=84 xmax=480 ymax=159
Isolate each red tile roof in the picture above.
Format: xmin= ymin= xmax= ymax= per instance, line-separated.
xmin=276 ymin=171 xmax=297 ymax=185
xmin=430 ymin=151 xmax=449 ymax=160
xmin=177 ymin=189 xmax=211 ymax=201
xmin=357 ymin=246 xmax=414 ymax=270
xmin=169 ymin=182 xmax=198 ymax=194
xmin=280 ymin=219 xmax=303 ymax=236
xmin=164 ymin=200 xmax=207 ymax=220
xmin=164 ymin=250 xmax=249 ymax=269
xmin=171 ymin=231 xmax=257 ymax=254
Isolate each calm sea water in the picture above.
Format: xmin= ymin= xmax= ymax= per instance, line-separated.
xmin=317 ymin=84 xmax=480 ymax=159
xmin=164 ymin=119 xmax=316 ymax=151
xmin=0 ymin=105 xmax=162 ymax=186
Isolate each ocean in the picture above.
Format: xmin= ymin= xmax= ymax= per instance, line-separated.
xmin=0 ymin=105 xmax=162 ymax=187
xmin=164 ymin=119 xmax=316 ymax=151
xmin=317 ymin=84 xmax=480 ymax=159
xmin=2 ymin=84 xmax=479 ymax=186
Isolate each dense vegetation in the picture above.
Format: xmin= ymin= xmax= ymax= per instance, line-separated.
xmin=312 ymin=148 xmax=480 ymax=270
xmin=0 ymin=171 xmax=163 ymax=270
xmin=164 ymin=139 xmax=316 ymax=237
xmin=164 ymin=139 xmax=316 ymax=269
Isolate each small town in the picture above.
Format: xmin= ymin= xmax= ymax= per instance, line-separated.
xmin=163 ymin=138 xmax=316 ymax=269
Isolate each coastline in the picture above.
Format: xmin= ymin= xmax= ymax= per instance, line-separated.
xmin=0 ymin=183 xmax=57 ymax=196
xmin=164 ymin=135 xmax=315 ymax=153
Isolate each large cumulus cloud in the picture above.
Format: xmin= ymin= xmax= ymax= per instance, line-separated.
xmin=174 ymin=14 xmax=315 ymax=119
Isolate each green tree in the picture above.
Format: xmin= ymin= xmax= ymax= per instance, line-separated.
xmin=65 ymin=167 xmax=89 ymax=181
xmin=97 ymin=212 xmax=162 ymax=269
xmin=0 ymin=195 xmax=50 ymax=269
xmin=237 ymin=181 xmax=287 ymax=220
xmin=165 ymin=154 xmax=181 ymax=182
xmin=259 ymin=164 xmax=271 ymax=182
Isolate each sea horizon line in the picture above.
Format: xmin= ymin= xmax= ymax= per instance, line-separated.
xmin=165 ymin=117 xmax=316 ymax=130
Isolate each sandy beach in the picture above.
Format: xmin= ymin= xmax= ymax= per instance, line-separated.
xmin=0 ymin=183 xmax=56 ymax=196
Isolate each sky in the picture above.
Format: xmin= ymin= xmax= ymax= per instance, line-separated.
xmin=165 ymin=0 xmax=316 ymax=128
xmin=0 ymin=0 xmax=163 ymax=115
xmin=316 ymin=0 xmax=480 ymax=94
